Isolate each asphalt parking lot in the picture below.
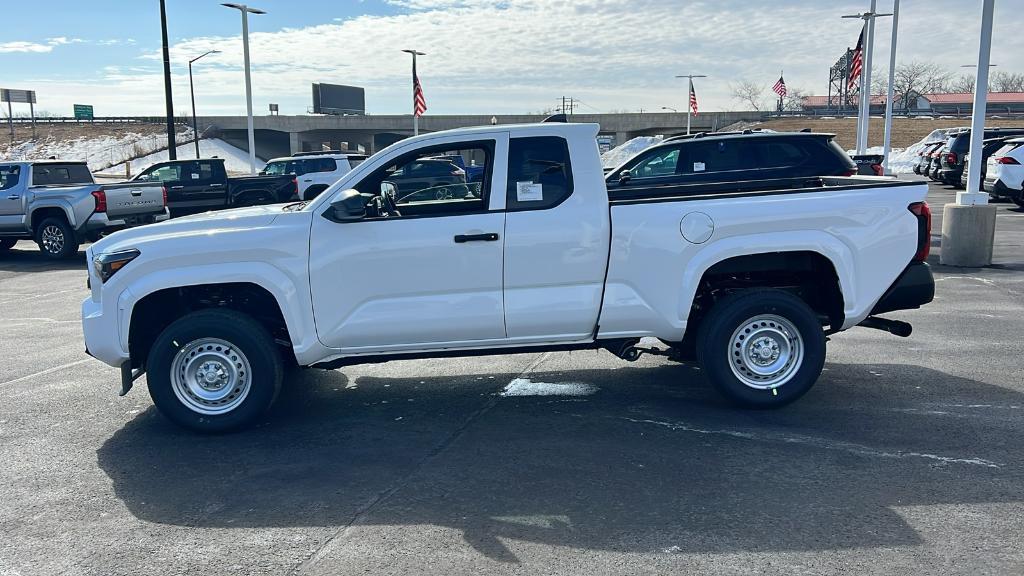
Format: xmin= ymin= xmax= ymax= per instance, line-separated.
xmin=2 ymin=177 xmax=1023 ymax=576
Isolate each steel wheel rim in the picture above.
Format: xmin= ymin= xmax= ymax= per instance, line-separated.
xmin=728 ymin=314 xmax=803 ymax=390
xmin=41 ymin=225 xmax=65 ymax=254
xmin=170 ymin=337 xmax=252 ymax=415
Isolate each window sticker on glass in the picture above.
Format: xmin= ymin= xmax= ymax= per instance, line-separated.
xmin=516 ymin=181 xmax=543 ymax=201
xmin=693 ymin=162 xmax=706 ymax=172
xmin=191 ymin=173 xmax=200 ymax=179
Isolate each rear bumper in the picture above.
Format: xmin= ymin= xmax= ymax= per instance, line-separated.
xmin=938 ymin=167 xmax=962 ymax=182
xmin=81 ymin=209 xmax=170 ymax=233
xmin=870 ymin=262 xmax=935 ymax=316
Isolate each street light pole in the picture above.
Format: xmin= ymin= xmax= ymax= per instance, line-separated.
xmin=661 ymin=106 xmax=678 ymax=113
xmin=222 ymin=3 xmax=266 ymax=175
xmin=188 ymin=50 xmax=220 ymax=159
xmin=159 ymin=0 xmax=177 ymax=160
xmin=882 ymin=0 xmax=900 ymax=175
xmin=675 ymin=74 xmax=706 ymax=135
xmin=401 ymin=49 xmax=425 ymax=136
xmin=842 ymin=4 xmax=892 ymax=154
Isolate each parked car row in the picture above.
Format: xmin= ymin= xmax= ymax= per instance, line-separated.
xmin=915 ymin=126 xmax=1024 ymax=206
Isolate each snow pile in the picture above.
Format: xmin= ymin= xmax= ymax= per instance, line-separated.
xmin=1 ymin=130 xmax=190 ymax=171
xmin=846 ymin=128 xmax=957 ymax=174
xmin=601 ymin=136 xmax=663 ymax=168
xmin=500 ymin=378 xmax=598 ymax=397
xmin=99 ymin=138 xmax=264 ymax=176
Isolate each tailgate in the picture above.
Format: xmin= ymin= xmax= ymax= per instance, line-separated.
xmin=102 ymin=183 xmax=165 ymax=217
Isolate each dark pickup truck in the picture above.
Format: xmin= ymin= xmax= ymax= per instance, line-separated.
xmin=131 ymin=158 xmax=297 ymax=216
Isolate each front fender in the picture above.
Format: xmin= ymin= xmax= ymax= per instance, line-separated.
xmin=113 ymin=262 xmax=323 ymax=364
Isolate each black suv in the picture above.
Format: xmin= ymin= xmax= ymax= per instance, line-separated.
xmin=938 ymin=127 xmax=1024 ymax=185
xmin=605 ymin=131 xmax=857 ymax=192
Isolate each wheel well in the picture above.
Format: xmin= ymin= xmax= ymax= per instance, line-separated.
xmin=674 ymin=251 xmax=844 ymax=356
xmin=128 ymin=282 xmax=294 ymax=370
xmin=30 ymin=207 xmax=69 ymax=231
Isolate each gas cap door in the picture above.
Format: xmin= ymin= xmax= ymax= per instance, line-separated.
xmin=679 ymin=212 xmax=714 ymax=244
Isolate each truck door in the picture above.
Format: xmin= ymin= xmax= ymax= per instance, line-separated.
xmin=502 ymin=135 xmax=611 ymax=341
xmin=308 ymin=133 xmax=509 ymax=352
xmin=0 ymin=165 xmax=25 ymax=230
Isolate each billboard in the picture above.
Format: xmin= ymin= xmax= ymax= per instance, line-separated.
xmin=1 ymin=89 xmax=36 ymax=104
xmin=311 ymin=83 xmax=365 ymax=116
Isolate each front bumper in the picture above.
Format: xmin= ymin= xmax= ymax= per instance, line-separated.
xmin=82 ymin=294 xmax=129 ymax=368
xmin=870 ymin=262 xmax=935 ymax=316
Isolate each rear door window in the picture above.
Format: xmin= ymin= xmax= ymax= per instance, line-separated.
xmin=506 ymin=136 xmax=573 ymax=211
xmin=682 ymin=140 xmax=751 ymax=174
xmin=31 ymin=163 xmax=94 ymax=186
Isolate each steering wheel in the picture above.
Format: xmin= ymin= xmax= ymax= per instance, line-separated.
xmin=380 ymin=187 xmax=401 ymax=217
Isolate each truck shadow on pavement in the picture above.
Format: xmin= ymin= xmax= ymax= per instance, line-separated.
xmin=0 ymin=246 xmax=87 ymax=272
xmin=96 ymin=361 xmax=1023 ymax=562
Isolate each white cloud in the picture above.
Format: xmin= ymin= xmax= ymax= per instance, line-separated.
xmin=0 ymin=37 xmax=85 ymax=53
xmin=20 ymin=0 xmax=1024 ymax=116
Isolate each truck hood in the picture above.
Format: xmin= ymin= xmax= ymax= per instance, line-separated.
xmin=90 ymin=204 xmax=290 ymax=255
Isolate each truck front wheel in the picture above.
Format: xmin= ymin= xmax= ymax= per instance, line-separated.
xmin=35 ymin=217 xmax=79 ymax=259
xmin=696 ymin=289 xmax=826 ymax=408
xmin=146 ymin=309 xmax=283 ymax=432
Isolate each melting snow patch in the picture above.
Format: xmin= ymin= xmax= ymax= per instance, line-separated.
xmin=500 ymin=378 xmax=598 ymax=397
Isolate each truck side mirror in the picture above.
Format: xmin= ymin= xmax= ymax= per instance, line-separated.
xmin=323 ymin=189 xmax=368 ymax=222
xmin=618 ymin=169 xmax=632 ymax=185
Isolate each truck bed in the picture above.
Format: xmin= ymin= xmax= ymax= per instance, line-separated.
xmin=608 ymin=175 xmax=921 ymax=205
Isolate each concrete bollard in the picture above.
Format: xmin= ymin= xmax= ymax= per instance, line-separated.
xmin=940 ymin=203 xmax=997 ymax=267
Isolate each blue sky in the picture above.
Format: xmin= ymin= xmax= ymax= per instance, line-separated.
xmin=1 ymin=0 xmax=1021 ymax=117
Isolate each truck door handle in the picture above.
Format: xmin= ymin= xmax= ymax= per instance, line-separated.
xmin=454 ymin=233 xmax=499 ymax=243
xmin=6 ymin=195 xmax=18 ymax=200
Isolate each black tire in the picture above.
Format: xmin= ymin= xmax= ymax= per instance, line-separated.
xmin=303 ymin=185 xmax=328 ymax=200
xmin=696 ymin=289 xmax=826 ymax=409
xmin=0 ymin=238 xmax=16 ymax=251
xmin=34 ymin=217 xmax=79 ymax=259
xmin=146 ymin=309 xmax=283 ymax=433
xmin=1012 ymin=196 xmax=1024 ymax=209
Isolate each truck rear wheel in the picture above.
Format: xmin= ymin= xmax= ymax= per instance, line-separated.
xmin=146 ymin=309 xmax=283 ymax=432
xmin=35 ymin=217 xmax=79 ymax=259
xmin=696 ymin=289 xmax=825 ymax=408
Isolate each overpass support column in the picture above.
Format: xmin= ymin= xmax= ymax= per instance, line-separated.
xmin=615 ymin=131 xmax=631 ymax=145
xmin=289 ymin=132 xmax=302 ymax=155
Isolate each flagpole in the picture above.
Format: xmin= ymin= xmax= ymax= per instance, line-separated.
xmin=402 ymin=49 xmax=426 ymax=136
xmin=675 ymin=73 xmax=706 ymax=135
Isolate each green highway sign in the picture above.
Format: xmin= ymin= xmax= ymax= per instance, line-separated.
xmin=73 ymin=104 xmax=94 ymax=120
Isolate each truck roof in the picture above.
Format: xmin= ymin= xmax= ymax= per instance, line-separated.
xmin=0 ymin=159 xmax=88 ymax=165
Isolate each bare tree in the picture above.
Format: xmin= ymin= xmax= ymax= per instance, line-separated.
xmin=730 ymin=79 xmax=769 ymax=111
xmin=950 ymin=74 xmax=976 ymax=93
xmin=991 ymin=71 xmax=1024 ymax=93
xmin=782 ymin=86 xmax=809 ymax=111
xmin=885 ymin=61 xmax=953 ymax=110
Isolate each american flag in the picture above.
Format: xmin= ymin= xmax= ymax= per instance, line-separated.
xmin=688 ymin=78 xmax=698 ymax=115
xmin=413 ymin=58 xmax=427 ymax=117
xmin=772 ymin=75 xmax=787 ymax=98
xmin=848 ymin=25 xmax=864 ymax=90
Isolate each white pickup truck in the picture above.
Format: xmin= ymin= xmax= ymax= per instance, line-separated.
xmin=82 ymin=122 xmax=935 ymax=432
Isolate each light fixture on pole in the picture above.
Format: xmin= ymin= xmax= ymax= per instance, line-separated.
xmin=842 ymin=4 xmax=892 ymax=155
xmin=881 ymin=0 xmax=900 ymax=175
xmin=661 ymin=106 xmax=679 ymax=113
xmin=961 ymin=63 xmax=998 ymax=92
xmin=675 ymin=74 xmax=706 ymax=135
xmin=188 ymin=50 xmax=220 ymax=159
xmin=222 ymin=3 xmax=266 ymax=175
xmin=401 ymin=49 xmax=426 ymax=136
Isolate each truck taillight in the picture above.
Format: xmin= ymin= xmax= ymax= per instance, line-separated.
xmin=293 ymin=177 xmax=299 ymax=196
xmin=843 ymin=169 xmax=857 ymax=176
xmin=996 ymin=156 xmax=1020 ymax=165
xmin=946 ymin=152 xmax=957 ymax=165
xmin=92 ymin=189 xmax=107 ymax=213
xmin=162 ymin=186 xmax=168 ymax=206
xmin=871 ymin=164 xmax=883 ymax=176
xmin=909 ymin=202 xmax=931 ymax=262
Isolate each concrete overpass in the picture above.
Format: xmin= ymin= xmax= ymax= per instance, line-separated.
xmin=195 ymin=112 xmax=765 ymax=160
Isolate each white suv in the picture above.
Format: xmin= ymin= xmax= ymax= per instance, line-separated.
xmin=985 ymin=137 xmax=1024 ymax=208
xmin=262 ymin=152 xmax=367 ymax=200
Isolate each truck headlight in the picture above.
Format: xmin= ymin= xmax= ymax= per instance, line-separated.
xmin=93 ymin=249 xmax=140 ymax=283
